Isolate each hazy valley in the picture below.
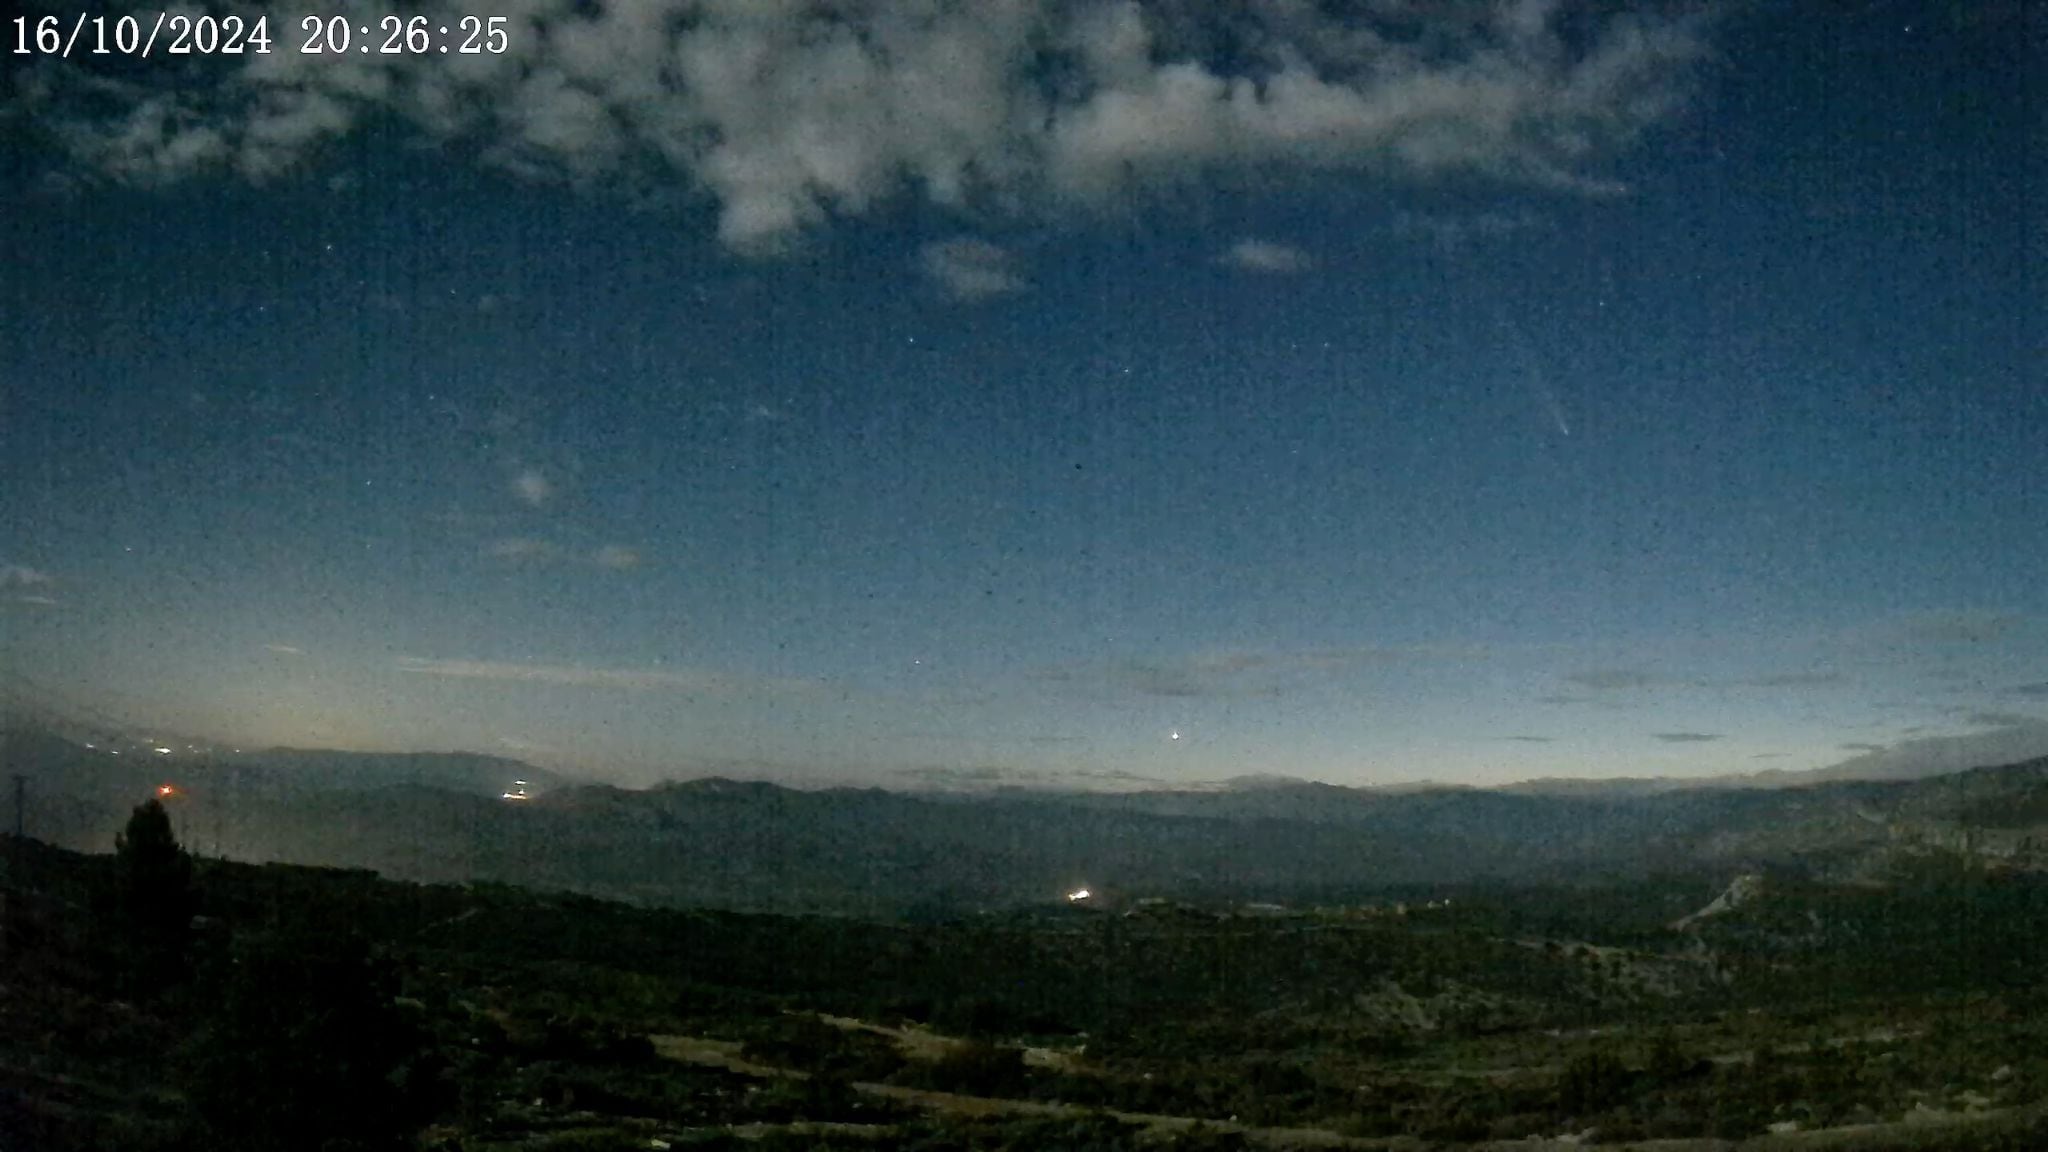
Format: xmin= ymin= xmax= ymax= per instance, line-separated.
xmin=8 ymin=727 xmax=2048 ymax=1149
xmin=8 ymin=729 xmax=2048 ymax=915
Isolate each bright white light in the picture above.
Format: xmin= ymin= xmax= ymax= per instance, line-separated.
xmin=1168 ymin=730 xmax=1181 ymax=741
xmin=1067 ymin=888 xmax=1091 ymax=902
xmin=154 ymin=747 xmax=173 ymax=755
xmin=501 ymin=791 xmax=531 ymax=801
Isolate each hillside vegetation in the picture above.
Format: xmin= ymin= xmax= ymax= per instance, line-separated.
xmin=6 ymin=807 xmax=2048 ymax=1149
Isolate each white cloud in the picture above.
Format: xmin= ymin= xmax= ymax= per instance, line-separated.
xmin=593 ymin=544 xmax=641 ymax=569
xmin=0 ymin=564 xmax=53 ymax=587
xmin=1220 ymin=238 xmax=1313 ymax=274
xmin=13 ymin=594 xmax=60 ymax=607
xmin=920 ymin=237 xmax=1026 ymax=300
xmin=513 ymin=469 xmax=552 ymax=507
xmin=27 ymin=1 xmax=1711 ymax=251
xmin=263 ymin=643 xmax=305 ymax=655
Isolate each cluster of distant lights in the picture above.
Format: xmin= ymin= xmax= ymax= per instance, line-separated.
xmin=82 ymin=740 xmax=534 ymax=805
xmin=82 ymin=741 xmax=243 ymax=756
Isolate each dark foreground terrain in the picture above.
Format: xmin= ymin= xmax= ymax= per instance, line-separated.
xmin=6 ymin=813 xmax=2048 ymax=1151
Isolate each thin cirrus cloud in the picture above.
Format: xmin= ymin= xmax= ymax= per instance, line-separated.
xmin=1034 ymin=644 xmax=1466 ymax=700
xmin=1390 ymin=208 xmax=1548 ymax=252
xmin=24 ymin=2 xmax=1712 ymax=251
xmin=513 ymin=469 xmax=553 ymax=507
xmin=1961 ymin=710 xmax=2038 ymax=729
xmin=488 ymin=537 xmax=557 ymax=560
xmin=895 ymin=764 xmax=1039 ymax=790
xmin=1734 ymin=670 xmax=1845 ymax=688
xmin=486 ymin=539 xmax=641 ymax=568
xmin=1219 ymin=239 xmax=1314 ymax=274
xmin=0 ymin=564 xmax=53 ymax=587
xmin=1564 ymin=669 xmax=1665 ymax=690
xmin=263 ymin=644 xmax=306 ymax=656
xmin=1652 ymin=732 xmax=1722 ymax=743
xmin=920 ymin=238 xmax=1026 ymax=300
xmin=1877 ymin=610 xmax=2025 ymax=647
xmin=1565 ymin=668 xmax=1844 ymax=692
xmin=592 ymin=545 xmax=641 ymax=570
xmin=895 ymin=764 xmax=1170 ymax=792
xmin=394 ymin=656 xmax=819 ymax=697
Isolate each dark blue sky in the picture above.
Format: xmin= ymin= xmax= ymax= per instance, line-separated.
xmin=3 ymin=0 xmax=2043 ymax=788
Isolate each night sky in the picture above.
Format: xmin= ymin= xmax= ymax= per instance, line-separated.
xmin=3 ymin=0 xmax=2043 ymax=789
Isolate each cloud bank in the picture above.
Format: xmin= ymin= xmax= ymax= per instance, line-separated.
xmin=22 ymin=0 xmax=1710 ymax=250
xmin=1813 ymin=717 xmax=2048 ymax=782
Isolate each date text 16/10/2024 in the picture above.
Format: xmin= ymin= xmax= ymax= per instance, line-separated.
xmin=11 ymin=13 xmax=508 ymax=59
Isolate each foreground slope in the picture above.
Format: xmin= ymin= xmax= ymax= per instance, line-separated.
xmin=5 ymin=829 xmax=2048 ymax=1149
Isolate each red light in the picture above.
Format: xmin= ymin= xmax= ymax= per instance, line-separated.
xmin=157 ymin=784 xmax=175 ymax=797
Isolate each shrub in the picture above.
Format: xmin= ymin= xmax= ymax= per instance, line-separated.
xmin=1557 ymin=1049 xmax=1635 ymax=1116
xmin=183 ymin=929 xmax=436 ymax=1151
xmin=114 ymin=798 xmax=194 ymax=996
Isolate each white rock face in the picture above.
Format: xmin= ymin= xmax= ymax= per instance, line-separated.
xmin=1671 ymin=873 xmax=1767 ymax=930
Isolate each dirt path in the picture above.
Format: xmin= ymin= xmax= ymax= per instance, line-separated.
xmin=810 ymin=1011 xmax=1088 ymax=1073
xmin=650 ymin=1031 xmax=2043 ymax=1151
xmin=648 ymin=1034 xmax=802 ymax=1080
xmin=652 ymin=1032 xmax=1395 ymax=1148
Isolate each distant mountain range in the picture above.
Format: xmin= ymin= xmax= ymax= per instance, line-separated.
xmin=7 ymin=727 xmax=2047 ymax=916
xmin=1501 ymin=720 xmax=2048 ymax=796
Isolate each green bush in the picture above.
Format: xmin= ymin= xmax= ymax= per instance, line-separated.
xmin=1557 ymin=1048 xmax=1635 ymax=1116
xmin=921 ymin=1039 xmax=1031 ymax=1096
xmin=182 ymin=929 xmax=437 ymax=1151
